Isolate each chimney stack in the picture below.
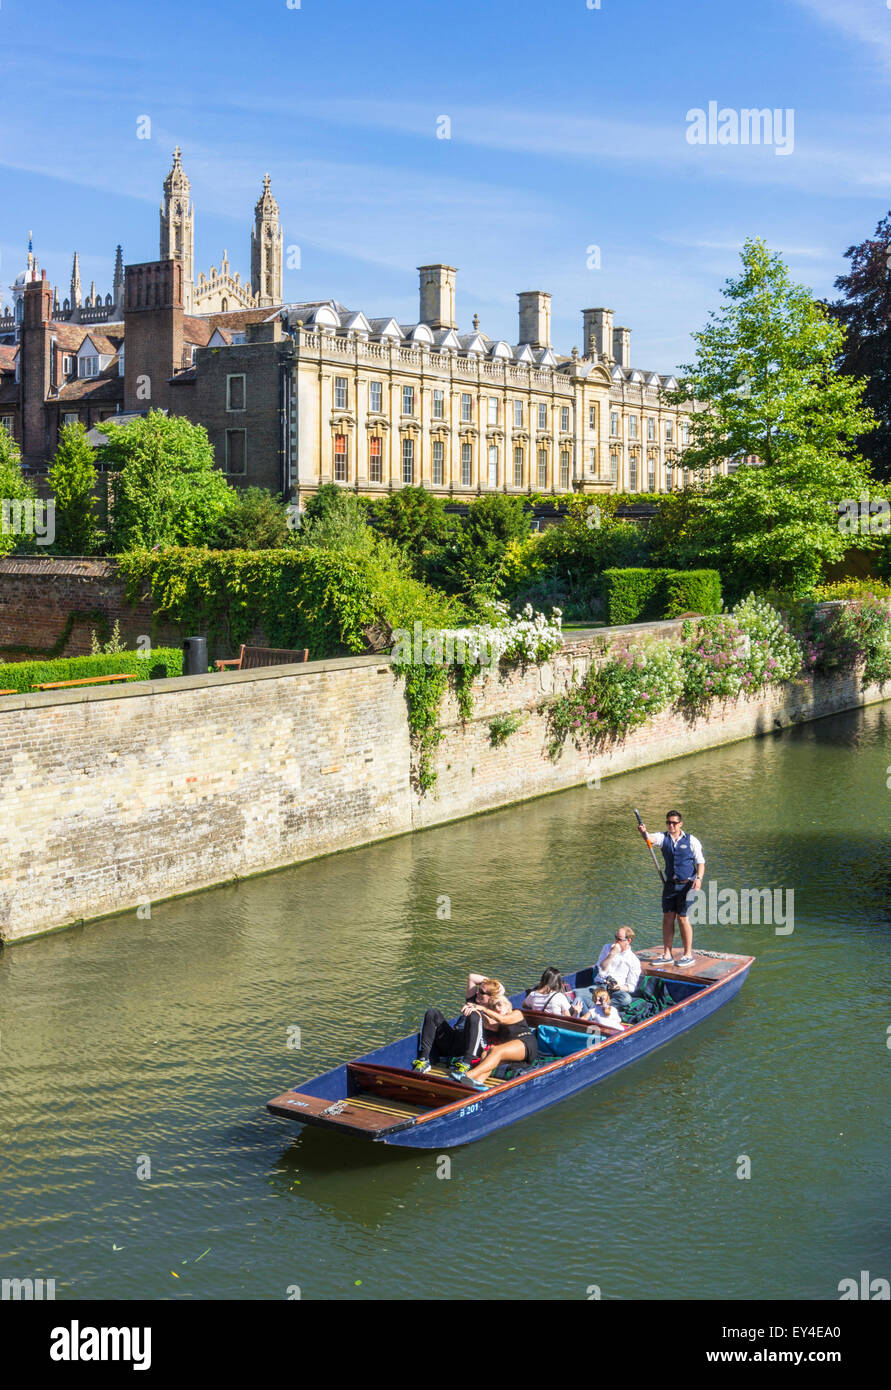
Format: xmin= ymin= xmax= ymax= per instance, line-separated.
xmin=124 ymin=259 xmax=184 ymax=413
xmin=518 ymin=291 xmax=552 ymax=348
xmin=582 ymin=308 xmax=614 ymax=362
xmin=613 ymin=326 xmax=630 ymax=369
xmin=418 ymin=264 xmax=457 ymax=330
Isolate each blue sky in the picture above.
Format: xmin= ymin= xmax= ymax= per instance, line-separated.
xmin=3 ymin=0 xmax=891 ymax=371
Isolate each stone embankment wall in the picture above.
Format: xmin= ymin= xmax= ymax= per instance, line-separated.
xmin=0 ymin=622 xmax=887 ymax=943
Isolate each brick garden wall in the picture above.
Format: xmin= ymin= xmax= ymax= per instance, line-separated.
xmin=0 ymin=632 xmax=887 ymax=943
xmin=0 ymin=557 xmax=180 ymax=657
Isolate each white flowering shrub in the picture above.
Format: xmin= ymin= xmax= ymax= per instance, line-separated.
xmin=731 ymin=593 xmax=803 ymax=686
xmin=434 ymin=602 xmax=564 ymax=670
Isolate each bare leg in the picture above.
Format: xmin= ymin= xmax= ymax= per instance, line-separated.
xmin=466 ymin=1039 xmax=527 ymax=1082
xmin=659 ymin=911 xmax=676 ymax=960
xmin=677 ymin=914 xmax=693 ymax=957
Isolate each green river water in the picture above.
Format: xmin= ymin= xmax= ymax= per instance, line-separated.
xmin=1 ymin=703 xmax=889 ymax=1301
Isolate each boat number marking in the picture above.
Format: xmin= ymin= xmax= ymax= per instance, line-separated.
xmin=463 ymin=1102 xmax=482 ymax=1115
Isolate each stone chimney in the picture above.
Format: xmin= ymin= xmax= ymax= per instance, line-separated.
xmin=518 ymin=291 xmax=552 ymax=348
xmin=418 ymin=264 xmax=457 ymax=330
xmin=613 ymin=326 xmax=630 ymax=369
xmin=582 ymin=308 xmax=613 ymax=362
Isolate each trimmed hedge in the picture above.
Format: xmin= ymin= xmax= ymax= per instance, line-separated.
xmin=0 ymin=648 xmax=183 ymax=695
xmin=663 ymin=569 xmax=723 ymax=619
xmin=603 ymin=568 xmax=722 ymax=625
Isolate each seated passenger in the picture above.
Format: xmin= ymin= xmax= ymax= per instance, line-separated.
xmin=573 ymin=927 xmax=642 ymax=1013
xmin=524 ymin=966 xmax=573 ymax=1017
xmin=413 ymin=975 xmax=505 ymax=1078
xmin=580 ymin=988 xmax=625 ymax=1031
xmin=458 ymin=995 xmax=539 ymax=1090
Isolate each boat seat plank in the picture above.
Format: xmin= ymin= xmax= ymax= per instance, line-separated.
xmin=349 ymin=1061 xmax=474 ymax=1107
xmin=266 ymin=1089 xmax=414 ymax=1135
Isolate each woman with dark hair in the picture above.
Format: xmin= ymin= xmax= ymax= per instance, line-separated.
xmin=523 ymin=966 xmax=572 ymax=1017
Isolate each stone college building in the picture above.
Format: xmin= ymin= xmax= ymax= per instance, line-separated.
xmin=1 ymin=149 xmax=720 ymax=501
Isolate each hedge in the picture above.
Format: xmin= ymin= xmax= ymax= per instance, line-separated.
xmin=116 ymin=545 xmax=462 ymax=660
xmin=0 ymin=648 xmax=183 ymax=695
xmin=603 ymin=568 xmax=722 ymax=625
xmin=663 ymin=569 xmax=723 ymax=619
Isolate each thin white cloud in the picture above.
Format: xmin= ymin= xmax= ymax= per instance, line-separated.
xmin=791 ymin=0 xmax=891 ymax=73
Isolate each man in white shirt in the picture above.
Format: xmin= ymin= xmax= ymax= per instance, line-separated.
xmin=638 ymin=810 xmax=705 ymax=968
xmin=592 ymin=926 xmax=641 ymax=1009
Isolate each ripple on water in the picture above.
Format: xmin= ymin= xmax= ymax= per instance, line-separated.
xmin=0 ymin=702 xmax=889 ymax=1298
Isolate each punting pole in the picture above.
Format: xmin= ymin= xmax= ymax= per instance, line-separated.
xmin=634 ymin=808 xmax=665 ymax=884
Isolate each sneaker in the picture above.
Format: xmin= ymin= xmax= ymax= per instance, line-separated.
xmin=676 ymin=954 xmax=696 ymax=967
xmin=411 ymin=1057 xmax=431 ymax=1074
xmin=449 ymin=1061 xmax=471 ymax=1080
xmin=462 ymin=1077 xmax=487 ymax=1091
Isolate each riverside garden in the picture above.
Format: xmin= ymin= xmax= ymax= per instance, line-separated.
xmin=2 ymin=239 xmax=891 ymax=790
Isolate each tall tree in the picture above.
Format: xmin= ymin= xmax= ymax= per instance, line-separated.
xmin=665 ymin=239 xmax=879 ymax=594
xmin=47 ymin=422 xmax=99 ymax=554
xmin=370 ymin=486 xmax=456 ymax=578
xmin=831 ymin=210 xmax=891 ymax=481
xmin=98 ymin=411 xmax=236 ymax=550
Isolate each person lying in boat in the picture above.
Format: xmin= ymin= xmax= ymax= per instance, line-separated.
xmin=523 ymin=966 xmax=573 ymax=1016
xmin=412 ymin=975 xmax=506 ymax=1079
xmin=456 ymin=996 xmax=539 ymax=1091
xmin=578 ymin=988 xmax=626 ymax=1032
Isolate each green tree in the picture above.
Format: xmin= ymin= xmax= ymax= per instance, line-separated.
xmin=831 ymin=210 xmax=891 ymax=481
xmin=47 ymin=422 xmax=99 ymax=554
xmin=298 ymin=483 xmax=372 ymax=551
xmin=99 ymin=411 xmax=236 ymax=550
xmin=0 ymin=424 xmax=38 ymax=557
xmin=432 ymin=494 xmax=532 ymax=600
xmin=206 ymin=487 xmax=294 ymax=549
xmin=370 ymin=486 xmax=456 ymax=578
xmin=666 ymin=239 xmax=879 ymax=594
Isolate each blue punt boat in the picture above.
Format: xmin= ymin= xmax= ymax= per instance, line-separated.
xmin=267 ymin=947 xmax=754 ymax=1149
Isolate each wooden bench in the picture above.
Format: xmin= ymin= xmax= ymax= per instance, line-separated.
xmin=31 ymin=674 xmax=138 ymax=691
xmin=214 ymin=644 xmax=309 ymax=672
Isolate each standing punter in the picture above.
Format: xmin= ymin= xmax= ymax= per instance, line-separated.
xmin=638 ymin=810 xmax=705 ymax=968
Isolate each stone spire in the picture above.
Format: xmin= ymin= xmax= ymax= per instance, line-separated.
xmin=113 ymin=244 xmax=124 ymax=311
xmin=70 ymin=251 xmax=83 ymax=309
xmin=160 ymin=146 xmax=194 ymax=308
xmin=251 ymin=172 xmax=283 ymax=307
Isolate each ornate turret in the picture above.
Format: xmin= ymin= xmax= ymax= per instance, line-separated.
xmin=160 ymin=146 xmax=195 ymax=307
xmin=251 ymin=173 xmax=283 ymax=307
xmin=113 ymin=244 xmax=124 ymax=315
xmin=70 ymin=251 xmax=83 ymax=310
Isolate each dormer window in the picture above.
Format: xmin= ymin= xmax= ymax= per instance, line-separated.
xmin=79 ymin=355 xmax=99 ymax=378
xmin=63 ymin=355 xmax=75 ymax=377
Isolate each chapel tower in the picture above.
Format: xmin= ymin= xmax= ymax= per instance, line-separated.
xmin=251 ymin=173 xmax=283 ymax=307
xmin=160 ymin=147 xmax=195 ymax=309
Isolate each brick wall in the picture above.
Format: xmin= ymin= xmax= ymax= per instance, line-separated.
xmin=0 ymin=557 xmax=179 ymax=657
xmin=0 ymin=634 xmax=887 ymax=943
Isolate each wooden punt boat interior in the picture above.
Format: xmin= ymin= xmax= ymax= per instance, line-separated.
xmin=267 ymin=950 xmax=751 ymax=1140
